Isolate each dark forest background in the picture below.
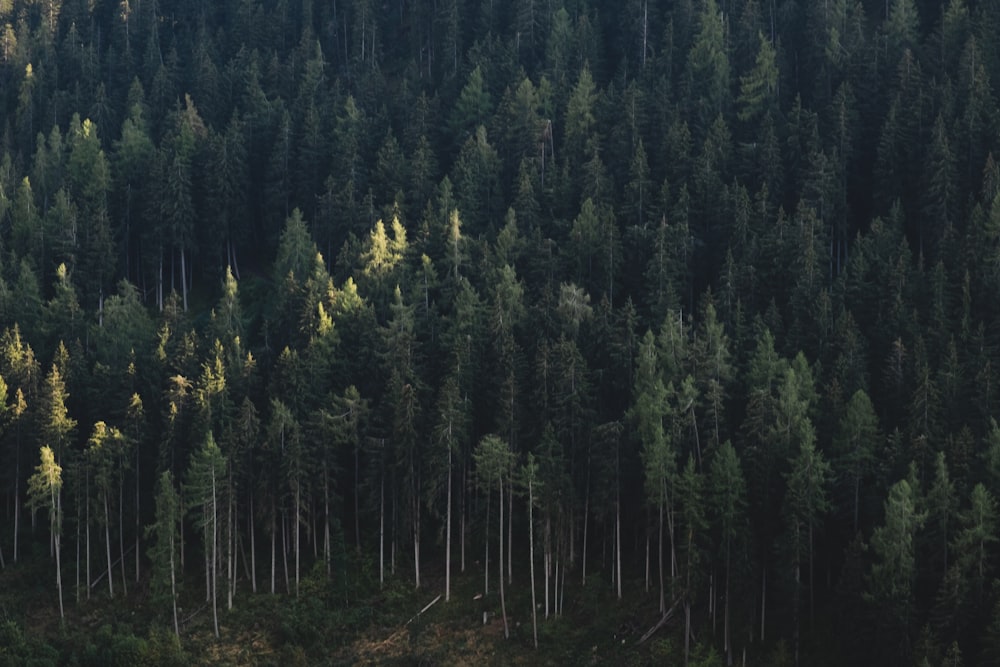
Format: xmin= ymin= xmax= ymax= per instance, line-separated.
xmin=2 ymin=0 xmax=1000 ymax=665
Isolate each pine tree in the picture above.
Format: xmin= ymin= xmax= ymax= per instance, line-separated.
xmin=146 ymin=470 xmax=181 ymax=636
xmin=474 ymin=434 xmax=515 ymax=639
xmin=868 ymin=479 xmax=925 ymax=660
xmin=631 ymin=330 xmax=676 ymax=614
xmin=185 ymin=431 xmax=227 ymax=638
xmin=27 ymin=446 xmax=64 ymax=619
xmin=709 ymin=440 xmax=747 ymax=664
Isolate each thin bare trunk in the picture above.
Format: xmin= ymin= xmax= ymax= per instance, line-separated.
xmin=529 ymin=476 xmax=538 ymax=649
xmin=554 ymin=557 xmax=559 ymax=617
xmin=157 ymin=249 xmax=163 ymax=311
xmin=616 ymin=499 xmax=622 ymax=600
xmin=645 ymin=510 xmax=651 ymax=592
xmin=13 ymin=442 xmax=19 ymax=562
xmin=325 ymin=471 xmax=332 ymax=578
xmin=211 ymin=468 xmax=219 ymax=638
xmin=507 ymin=478 xmax=512 ymax=585
xmin=658 ymin=499 xmax=665 ymax=614
xmin=205 ymin=507 xmax=211 ymax=601
xmin=413 ymin=478 xmax=420 ymax=590
xmin=180 ymin=247 xmax=188 ymax=311
xmin=499 ymin=479 xmax=509 ymax=639
xmin=105 ymin=494 xmax=114 ymax=598
xmin=135 ymin=443 xmax=140 ymax=583
xmin=86 ymin=473 xmax=91 ymax=600
xmin=461 ymin=464 xmax=466 ymax=573
xmin=119 ymin=475 xmax=127 ymax=596
xmin=73 ymin=508 xmax=77 ymax=600
xmin=379 ymin=471 xmax=385 ymax=586
xmin=230 ymin=500 xmax=238 ymax=609
xmin=354 ymin=445 xmax=361 ymax=555
xmin=725 ymin=554 xmax=732 ymax=665
xmin=582 ymin=482 xmax=589 ymax=587
xmin=170 ymin=529 xmax=178 ymax=636
xmin=544 ymin=514 xmax=551 ymax=618
xmin=760 ymin=567 xmax=766 ymax=642
xmin=391 ymin=483 xmax=396 ymax=575
xmin=793 ymin=561 xmax=800 ymax=667
xmin=809 ymin=523 xmax=815 ymax=631
xmin=445 ymin=447 xmax=452 ymax=602
xmin=270 ymin=504 xmax=276 ymax=594
xmin=55 ymin=532 xmax=64 ymax=619
xmin=295 ymin=486 xmax=300 ymax=597
xmin=484 ymin=489 xmax=490 ymax=595
xmin=250 ymin=495 xmax=257 ymax=593
xmin=560 ymin=555 xmax=566 ymax=616
xmin=282 ymin=511 xmax=290 ymax=593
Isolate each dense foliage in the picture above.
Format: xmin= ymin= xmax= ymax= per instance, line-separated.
xmin=3 ymin=0 xmax=1000 ymax=664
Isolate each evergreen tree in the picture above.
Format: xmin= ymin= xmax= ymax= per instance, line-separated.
xmin=27 ymin=446 xmax=64 ymax=619
xmin=146 ymin=470 xmax=181 ymax=636
xmin=185 ymin=431 xmax=227 ymax=638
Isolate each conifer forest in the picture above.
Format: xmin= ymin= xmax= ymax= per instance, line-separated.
xmin=5 ymin=0 xmax=1000 ymax=665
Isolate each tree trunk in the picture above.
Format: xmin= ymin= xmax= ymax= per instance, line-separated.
xmin=461 ymin=463 xmax=466 ymax=573
xmin=616 ymin=498 xmax=622 ymax=600
xmin=725 ymin=546 xmax=732 ymax=665
xmin=391 ymin=480 xmax=396 ymax=576
xmin=760 ymin=566 xmax=766 ymax=642
xmin=354 ymin=444 xmax=361 ymax=555
xmin=270 ymin=503 xmax=276 ymax=594
xmin=211 ymin=467 xmax=219 ymax=638
xmin=544 ymin=513 xmax=551 ymax=618
xmin=282 ymin=510 xmax=290 ymax=593
xmin=445 ymin=447 xmax=452 ymax=602
xmin=582 ymin=479 xmax=589 ymax=587
xmin=119 ymin=474 xmax=128 ymax=596
xmin=379 ymin=471 xmax=385 ymax=586
xmin=809 ymin=523 xmax=815 ymax=630
xmin=157 ymin=248 xmax=163 ymax=311
xmin=170 ymin=525 xmax=178 ymax=636
xmin=230 ymin=497 xmax=238 ymax=609
xmin=86 ymin=472 xmax=91 ymax=600
xmin=295 ymin=485 xmax=300 ymax=597
xmin=205 ymin=506 xmax=211 ymax=601
xmin=685 ymin=600 xmax=692 ymax=666
xmin=413 ymin=477 xmax=421 ymax=590
xmin=325 ymin=469 xmax=332 ymax=578
xmin=226 ymin=479 xmax=234 ymax=609
xmin=554 ymin=556 xmax=559 ymax=617
xmin=507 ymin=478 xmax=512 ymax=585
xmin=105 ymin=494 xmax=114 ymax=598
xmin=13 ymin=441 xmax=20 ymax=563
xmin=135 ymin=442 xmax=141 ymax=584
xmin=793 ymin=561 xmax=800 ymax=667
xmin=180 ymin=246 xmax=189 ymax=312
xmin=250 ymin=493 xmax=257 ymax=593
xmin=529 ymin=476 xmax=538 ymax=649
xmin=55 ymin=531 xmax=64 ymax=619
xmin=499 ymin=479 xmax=509 ymax=639
xmin=560 ymin=554 xmax=567 ymax=616
xmin=484 ymin=489 xmax=490 ymax=595
xmin=645 ymin=512 xmax=651 ymax=593
xmin=658 ymin=498 xmax=665 ymax=614
xmin=73 ymin=507 xmax=78 ymax=600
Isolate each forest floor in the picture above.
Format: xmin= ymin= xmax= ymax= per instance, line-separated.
xmin=2 ymin=536 xmax=828 ymax=666
xmin=0 ymin=542 xmax=703 ymax=666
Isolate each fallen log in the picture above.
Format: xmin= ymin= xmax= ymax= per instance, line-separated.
xmin=636 ymin=598 xmax=682 ymax=645
xmin=89 ymin=544 xmax=137 ymax=589
xmin=406 ymin=595 xmax=442 ymax=626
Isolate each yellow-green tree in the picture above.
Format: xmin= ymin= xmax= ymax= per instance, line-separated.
xmin=28 ymin=445 xmax=64 ymax=619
